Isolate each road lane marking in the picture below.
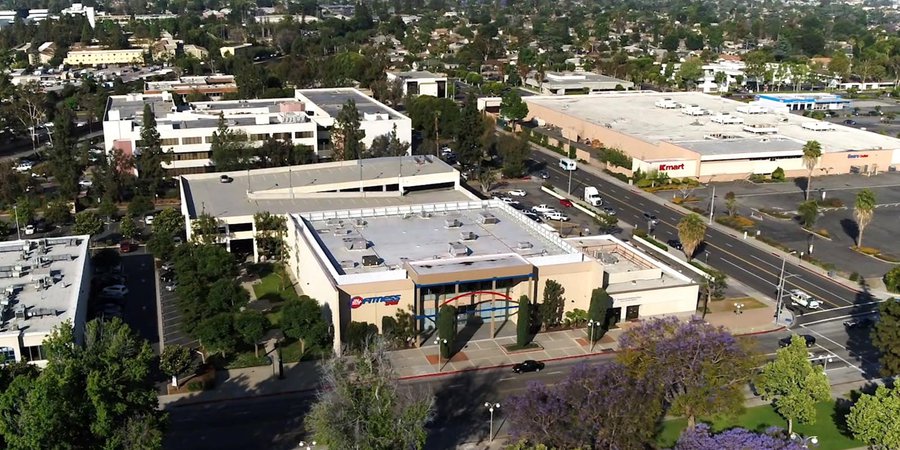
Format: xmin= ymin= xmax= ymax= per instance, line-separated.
xmin=499 ymin=377 xmax=516 ymax=381
xmin=719 ymin=258 xmax=778 ymax=288
xmin=800 ymin=307 xmax=882 ymax=324
xmin=725 ymin=242 xmax=733 ymax=248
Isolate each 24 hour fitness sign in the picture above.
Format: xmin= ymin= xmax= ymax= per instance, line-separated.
xmin=350 ymin=295 xmax=401 ymax=309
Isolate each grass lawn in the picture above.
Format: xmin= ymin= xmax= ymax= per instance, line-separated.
xmin=252 ymin=268 xmax=301 ymax=303
xmin=656 ymin=401 xmax=863 ymax=450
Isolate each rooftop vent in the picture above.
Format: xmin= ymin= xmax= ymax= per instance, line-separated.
xmin=448 ymin=242 xmax=469 ymax=257
xmin=326 ymin=218 xmax=343 ymax=227
xmin=362 ymin=255 xmax=380 ymax=267
xmin=345 ymin=238 xmax=369 ymax=250
xmin=460 ymin=231 xmax=477 ymax=241
xmin=445 ymin=218 xmax=462 ymax=228
xmin=478 ymin=212 xmax=499 ymax=225
xmin=517 ymin=241 xmax=534 ymax=250
xmin=339 ymin=260 xmax=357 ymax=270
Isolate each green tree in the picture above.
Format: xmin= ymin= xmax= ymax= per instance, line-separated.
xmin=159 ymin=344 xmax=192 ymax=388
xmin=331 ymin=100 xmax=365 ymax=161
xmin=305 ymin=340 xmax=434 ymax=449
xmin=121 ymin=213 xmax=138 ymax=240
xmin=771 ymin=167 xmax=785 ymax=181
xmin=436 ymin=305 xmax=457 ymax=359
xmin=191 ymin=212 xmax=222 ymax=245
xmin=540 ymin=280 xmax=566 ymax=329
xmin=367 ymin=125 xmax=410 ymax=158
xmin=14 ymin=196 xmax=36 ymax=226
xmin=498 ymin=134 xmax=530 ymax=178
xmin=455 ymin=95 xmax=486 ymax=167
xmin=500 ymin=89 xmax=528 ymax=125
xmin=74 ymin=210 xmax=104 ymax=236
xmin=755 ymin=335 xmax=831 ymax=434
xmin=797 ymin=200 xmax=818 ymax=229
xmin=884 ymin=268 xmax=900 ymax=294
xmin=209 ymin=115 xmax=251 ymax=170
xmin=676 ymin=58 xmax=704 ymax=90
xmin=828 ymin=51 xmax=852 ymax=80
xmin=700 ymin=270 xmax=728 ymax=319
xmin=517 ymin=296 xmax=532 ymax=347
xmin=595 ymin=213 xmax=619 ymax=234
xmin=195 ymin=313 xmax=237 ymax=358
xmin=137 ymin=103 xmax=170 ymax=195
xmin=477 ymin=168 xmax=499 ymax=193
xmin=281 ymin=296 xmax=329 ymax=355
xmin=234 ymin=310 xmax=269 ymax=357
xmin=147 ymin=207 xmax=184 ymax=261
xmin=676 ymin=213 xmax=707 ymax=261
xmin=43 ymin=199 xmax=71 ymax=226
xmin=49 ymin=106 xmax=82 ymax=201
xmin=724 ymin=192 xmax=737 ymax=217
xmin=128 ymin=195 xmax=155 ymax=217
xmin=873 ymin=298 xmax=900 ymax=374
xmin=0 ymin=319 xmax=162 ymax=448
xmin=854 ymin=188 xmax=876 ymax=247
xmin=587 ymin=288 xmax=613 ymax=341
xmin=802 ymin=141 xmax=822 ymax=201
xmin=846 ymin=384 xmax=900 ymax=449
xmin=345 ymin=321 xmax=379 ymax=352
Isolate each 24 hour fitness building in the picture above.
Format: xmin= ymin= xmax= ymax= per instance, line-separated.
xmin=525 ymin=91 xmax=900 ymax=181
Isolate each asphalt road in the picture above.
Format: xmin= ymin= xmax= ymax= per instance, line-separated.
xmin=528 ymin=150 xmax=874 ymax=322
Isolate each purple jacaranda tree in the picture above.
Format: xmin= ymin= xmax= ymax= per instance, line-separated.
xmin=673 ymin=424 xmax=808 ymax=450
xmin=506 ymin=362 xmax=663 ymax=450
xmin=618 ymin=317 xmax=759 ymax=428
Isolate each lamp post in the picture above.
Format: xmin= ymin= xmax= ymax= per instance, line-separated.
xmin=13 ymin=205 xmax=21 ymax=240
xmin=774 ymin=251 xmax=797 ymax=324
xmin=708 ymin=184 xmax=716 ymax=225
xmin=587 ymin=319 xmax=602 ymax=352
xmin=434 ymin=338 xmax=448 ymax=372
xmin=484 ymin=402 xmax=500 ymax=442
xmin=298 ymin=441 xmax=317 ymax=449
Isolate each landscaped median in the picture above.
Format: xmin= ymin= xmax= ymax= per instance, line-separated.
xmin=851 ymin=245 xmax=900 ymax=263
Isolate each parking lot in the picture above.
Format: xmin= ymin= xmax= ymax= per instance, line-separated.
xmin=89 ymin=248 xmax=160 ymax=347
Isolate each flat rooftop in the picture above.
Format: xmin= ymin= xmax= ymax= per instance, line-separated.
xmin=566 ymin=235 xmax=694 ymax=292
xmin=106 ymin=92 xmax=174 ymax=121
xmin=297 ymin=88 xmax=405 ymax=120
xmin=0 ymin=236 xmax=89 ymax=336
xmin=389 ymin=70 xmax=446 ymax=80
xmin=308 ymin=203 xmax=572 ymax=275
xmin=526 ymin=92 xmax=900 ymax=155
xmin=180 ymin=156 xmax=466 ymax=218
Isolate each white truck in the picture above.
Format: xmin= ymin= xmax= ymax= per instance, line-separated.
xmin=584 ymin=186 xmax=603 ymax=206
xmin=789 ymin=289 xmax=822 ymax=310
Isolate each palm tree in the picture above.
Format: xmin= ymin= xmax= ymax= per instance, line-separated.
xmin=854 ymin=188 xmax=876 ymax=247
xmin=677 ymin=213 xmax=707 ymax=261
xmin=802 ymin=140 xmax=822 ymax=201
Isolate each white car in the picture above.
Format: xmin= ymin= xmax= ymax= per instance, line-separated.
xmin=101 ymin=285 xmax=129 ymax=298
xmin=789 ymin=289 xmax=822 ymax=310
xmin=24 ymin=224 xmax=35 ymax=235
xmin=543 ymin=211 xmax=570 ymax=222
xmin=531 ymin=204 xmax=557 ymax=214
xmin=144 ymin=215 xmax=154 ymax=225
xmin=507 ymin=189 xmax=527 ymax=197
xmin=499 ymin=196 xmax=519 ymax=205
xmin=15 ymin=162 xmax=33 ymax=173
xmin=78 ymin=179 xmax=93 ymax=188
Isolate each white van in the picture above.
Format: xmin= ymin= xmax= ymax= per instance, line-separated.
xmin=559 ymin=157 xmax=577 ymax=171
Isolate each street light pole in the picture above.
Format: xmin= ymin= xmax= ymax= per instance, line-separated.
xmin=587 ymin=319 xmax=601 ymax=352
xmin=708 ymin=184 xmax=716 ymax=225
xmin=13 ymin=205 xmax=21 ymax=240
xmin=567 ymin=167 xmax=573 ymax=195
xmin=484 ymin=402 xmax=500 ymax=442
xmin=434 ymin=338 xmax=447 ymax=372
xmin=774 ymin=251 xmax=797 ymax=324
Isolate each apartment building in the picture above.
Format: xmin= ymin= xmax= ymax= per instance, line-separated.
xmin=64 ymin=47 xmax=145 ymax=66
xmin=103 ymin=88 xmax=412 ymax=175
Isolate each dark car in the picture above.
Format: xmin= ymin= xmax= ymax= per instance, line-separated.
xmin=522 ymin=211 xmax=543 ymax=223
xmin=219 ymin=174 xmax=233 ymax=183
xmin=513 ymin=360 xmax=545 ymax=373
xmin=667 ymin=239 xmax=683 ymax=250
xmin=843 ymin=119 xmax=857 ymax=125
xmin=160 ymin=270 xmax=175 ymax=283
xmin=642 ymin=212 xmax=659 ymax=225
xmin=119 ymin=240 xmax=135 ymax=253
xmin=779 ymin=334 xmax=816 ymax=348
xmin=539 ymin=170 xmax=550 ymax=179
xmin=843 ymin=317 xmax=875 ymax=329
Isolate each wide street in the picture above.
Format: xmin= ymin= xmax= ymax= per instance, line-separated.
xmin=528 ymin=149 xmax=876 ymax=321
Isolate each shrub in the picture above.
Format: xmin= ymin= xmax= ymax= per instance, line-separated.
xmin=603 ymin=169 xmax=630 ymax=183
xmin=816 ymin=198 xmax=844 ymax=208
xmin=771 ymin=167 xmax=785 ymax=181
xmin=436 ymin=305 xmax=457 ymax=358
xmin=849 ymin=272 xmax=860 ymax=282
xmin=517 ymin=296 xmax=531 ymax=347
xmin=884 ymin=266 xmax=900 ymax=293
xmin=186 ymin=380 xmax=207 ymax=392
xmin=563 ymin=308 xmax=588 ymax=327
xmin=716 ymin=215 xmax=756 ymax=232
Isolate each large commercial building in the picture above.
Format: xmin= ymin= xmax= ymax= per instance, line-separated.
xmin=63 ymin=47 xmax=146 ymax=66
xmin=103 ymin=88 xmax=412 ymax=175
xmin=179 ymin=156 xmax=698 ymax=354
xmin=0 ymin=236 xmax=91 ymax=365
xmin=525 ymin=71 xmax=634 ymax=95
xmin=525 ymin=91 xmax=900 ymax=180
xmin=144 ymin=75 xmax=238 ymax=100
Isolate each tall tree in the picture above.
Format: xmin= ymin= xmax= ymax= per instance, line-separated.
xmin=516 ymin=295 xmax=531 ymax=347
xmin=499 ymin=89 xmax=528 ymax=125
xmin=588 ymin=287 xmax=613 ymax=341
xmin=49 ymin=106 xmax=82 ymax=201
xmin=755 ymin=335 xmax=831 ymax=434
xmin=159 ymin=344 xmax=192 ymax=388
xmin=137 ymin=103 xmax=169 ymax=196
xmin=0 ymin=319 xmax=162 ymax=449
xmin=846 ymin=385 xmax=900 ymax=450
xmin=305 ymin=339 xmax=434 ymax=449
xmin=539 ymin=280 xmax=565 ymax=329
xmin=209 ymin=115 xmax=251 ymax=171
xmin=873 ymin=298 xmax=900 ymax=376
xmin=676 ymin=213 xmax=707 ymax=261
xmin=797 ymin=200 xmax=819 ymax=229
xmin=854 ymin=188 xmax=876 ymax=247
xmin=367 ymin=125 xmax=410 ymax=158
xmin=9 ymin=82 xmax=46 ymax=152
xmin=331 ymin=100 xmax=365 ymax=161
xmin=74 ymin=210 xmax=104 ymax=236
xmin=618 ymin=317 xmax=757 ymax=428
xmin=280 ymin=296 xmax=329 ymax=355
xmin=234 ymin=310 xmax=269 ymax=357
xmin=507 ymin=362 xmax=663 ymax=450
xmin=802 ymin=141 xmax=822 ymax=201
xmin=195 ymin=313 xmax=236 ymax=357
xmin=455 ymin=95 xmax=485 ymax=168
xmin=436 ymin=305 xmax=457 ymax=359
xmin=498 ymin=134 xmax=529 ymax=178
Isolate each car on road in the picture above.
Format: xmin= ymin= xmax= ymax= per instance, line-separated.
xmin=602 ymin=207 xmax=616 ymax=216
xmin=843 ymin=317 xmax=875 ymax=329
xmin=24 ymin=224 xmax=35 ymax=235
xmin=559 ymin=198 xmax=574 ymax=208
xmin=667 ymin=239 xmax=683 ymax=250
xmin=219 ymin=174 xmax=233 ymax=183
xmin=119 ymin=240 xmax=135 ymax=253
xmin=513 ymin=360 xmax=545 ymax=373
xmin=539 ymin=170 xmax=550 ymax=179
xmin=843 ymin=119 xmax=857 ymax=126
xmin=78 ymin=179 xmax=93 ymax=188
xmin=642 ymin=213 xmax=659 ymax=225
xmin=507 ymin=189 xmax=527 ymax=197
xmin=531 ymin=204 xmax=557 ymax=214
xmin=779 ymin=334 xmax=816 ymax=348
xmin=789 ymin=289 xmax=822 ymax=310
xmin=101 ymin=285 xmax=129 ymax=298
xmin=543 ymin=211 xmax=570 ymax=222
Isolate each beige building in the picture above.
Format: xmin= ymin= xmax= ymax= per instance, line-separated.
xmin=0 ymin=236 xmax=91 ymax=366
xmin=64 ymin=47 xmax=145 ymax=66
xmin=525 ymin=92 xmax=900 ymax=181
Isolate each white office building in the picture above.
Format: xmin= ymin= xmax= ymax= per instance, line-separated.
xmin=386 ymin=70 xmax=449 ymax=98
xmin=103 ymin=88 xmax=412 ymax=175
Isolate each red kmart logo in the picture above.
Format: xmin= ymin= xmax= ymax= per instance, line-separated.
xmin=658 ymin=163 xmax=686 ymax=171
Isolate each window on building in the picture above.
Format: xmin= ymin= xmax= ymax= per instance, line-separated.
xmin=250 ymin=133 xmax=269 ymax=141
xmin=22 ymin=345 xmax=44 ymax=362
xmin=272 ymin=132 xmax=292 ymax=140
xmin=228 ymin=223 xmax=253 ymax=232
xmin=0 ymin=346 xmax=16 ymax=363
xmin=294 ymin=131 xmax=314 ymax=139
xmin=160 ymin=138 xmax=179 ymax=146
xmin=205 ymin=136 xmax=214 ymax=144
xmin=182 ymin=136 xmax=202 ymax=145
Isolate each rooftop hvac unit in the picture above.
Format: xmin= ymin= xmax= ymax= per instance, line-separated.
xmin=339 ymin=260 xmax=357 ymax=270
xmin=517 ymin=241 xmax=534 ymax=250
xmin=345 ymin=238 xmax=368 ymax=250
xmin=355 ymin=219 xmax=367 ymax=227
xmin=478 ymin=212 xmax=499 ymax=225
xmin=448 ymin=242 xmax=469 ymax=257
xmin=445 ymin=218 xmax=462 ymax=228
xmin=326 ymin=218 xmax=343 ymax=227
xmin=362 ymin=255 xmax=380 ymax=267
xmin=13 ymin=304 xmax=26 ymax=320
xmin=460 ymin=231 xmax=477 ymax=241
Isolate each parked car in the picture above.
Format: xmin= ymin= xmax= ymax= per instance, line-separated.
xmin=24 ymin=224 xmax=35 ymax=235
xmin=667 ymin=239 xmax=683 ymax=250
xmin=101 ymin=285 xmax=129 ymax=298
xmin=843 ymin=119 xmax=857 ymax=126
xmin=14 ymin=161 xmax=33 ymax=173
xmin=507 ymin=189 xmax=527 ymax=197
xmin=522 ymin=211 xmax=543 ymax=223
xmin=144 ymin=215 xmax=154 ymax=225
xmin=843 ymin=317 xmax=875 ymax=329
xmin=513 ymin=360 xmax=545 ymax=373
xmin=531 ymin=204 xmax=557 ymax=214
xmin=219 ymin=174 xmax=233 ymax=183
xmin=160 ymin=261 xmax=175 ymax=272
xmin=789 ymin=289 xmax=822 ymax=310
xmin=559 ymin=198 xmax=574 ymax=208
xmin=78 ymin=179 xmax=93 ymax=188
xmin=119 ymin=240 xmax=136 ymax=253
xmin=499 ymin=196 xmax=519 ymax=205
xmin=160 ymin=270 xmax=175 ymax=283
xmin=544 ymin=211 xmax=570 ymax=222
xmin=779 ymin=334 xmax=816 ymax=348
xmin=539 ymin=170 xmax=550 ymax=179
xmin=164 ymin=282 xmax=177 ymax=292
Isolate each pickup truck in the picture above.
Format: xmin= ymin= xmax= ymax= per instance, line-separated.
xmin=789 ymin=289 xmax=822 ymax=310
xmin=531 ymin=204 xmax=557 ymax=214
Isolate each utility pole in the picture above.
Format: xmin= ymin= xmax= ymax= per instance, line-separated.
xmin=708 ymin=184 xmax=716 ymax=224
xmin=434 ymin=111 xmax=441 ymax=156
